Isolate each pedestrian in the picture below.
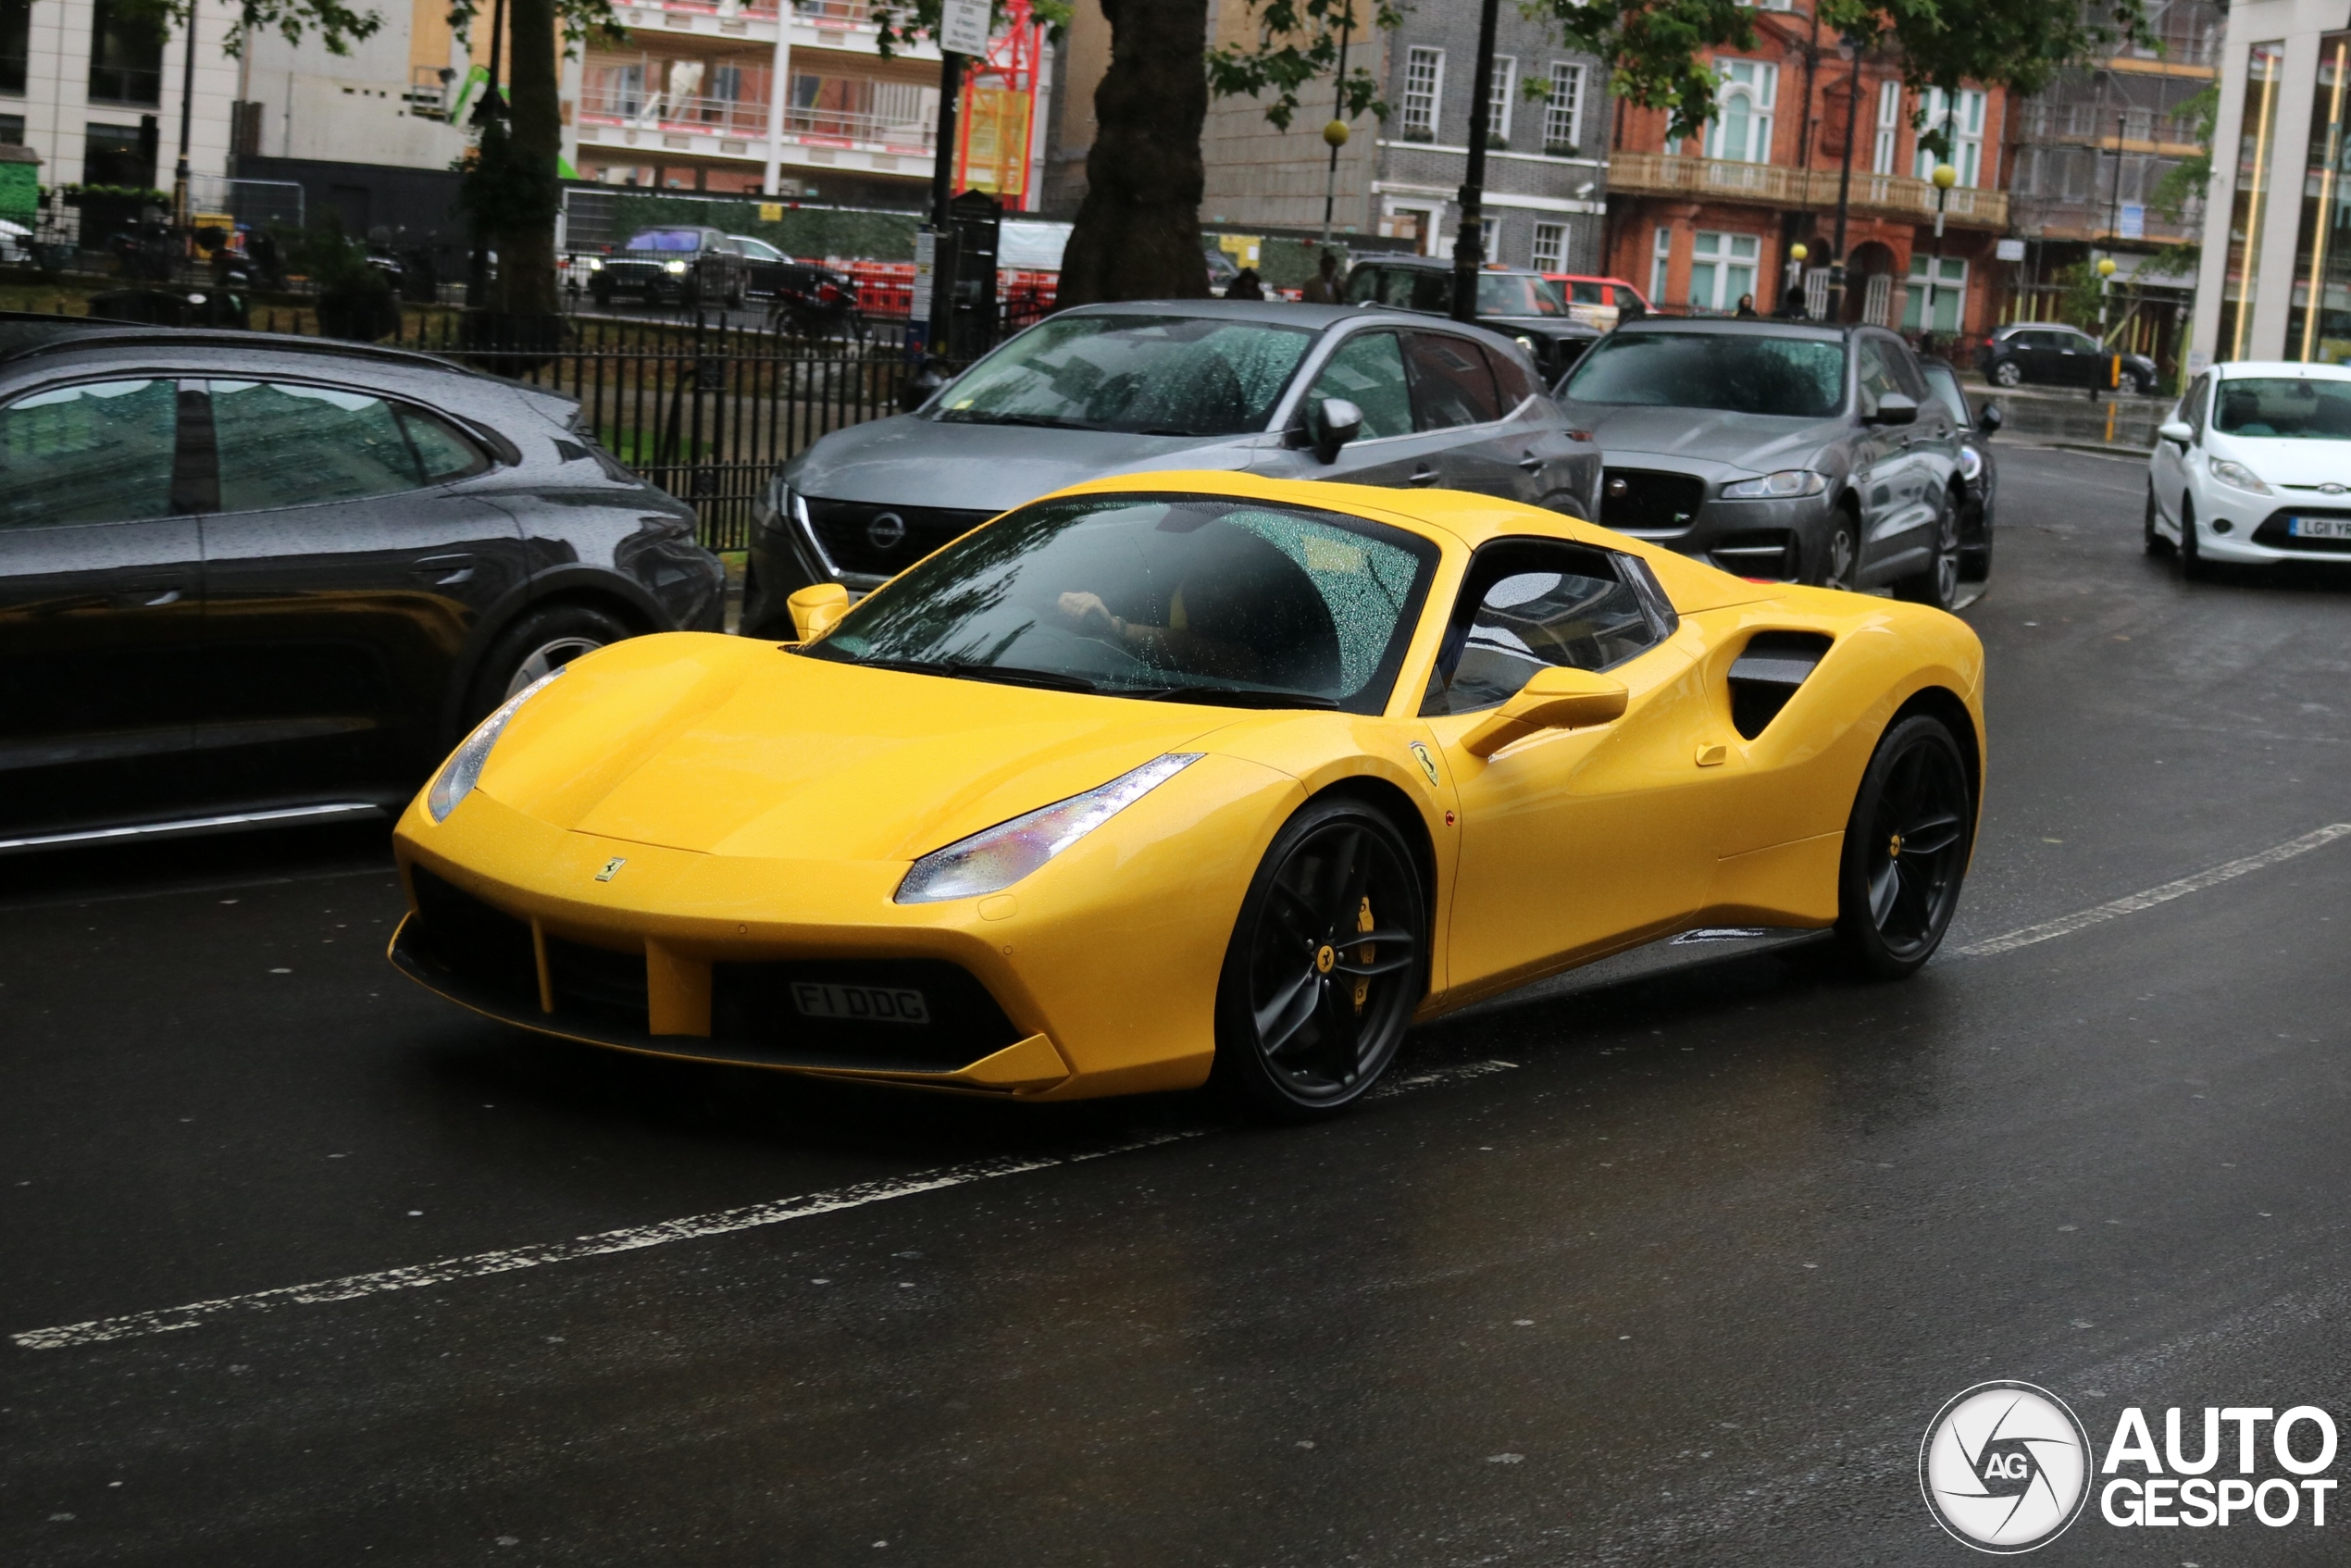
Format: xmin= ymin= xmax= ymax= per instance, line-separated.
xmin=1773 ymin=287 xmax=1807 ymax=318
xmin=1300 ymin=251 xmax=1342 ymax=305
xmin=1735 ymin=292 xmax=1758 ymax=317
xmin=1225 ymin=268 xmax=1265 ymax=301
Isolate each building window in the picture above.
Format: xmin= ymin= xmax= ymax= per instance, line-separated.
xmin=1687 ymin=230 xmax=1760 ymax=312
xmin=1913 ymin=87 xmax=1987 ymax=186
xmin=1545 ymin=63 xmax=1583 ymax=154
xmin=82 ymin=121 xmax=155 ymax=188
xmin=1704 ymin=60 xmax=1776 ymax=164
xmin=0 ymin=0 xmax=28 ymax=95
xmin=1532 ymin=221 xmax=1567 ymax=271
xmin=1486 ymin=56 xmax=1516 ymax=144
xmin=0 ymin=113 xmax=21 ymax=144
xmin=1650 ymin=225 xmax=1673 ymax=304
xmin=1402 ymin=46 xmax=1444 ymax=143
xmin=1902 ymin=255 xmax=1968 ymax=332
xmin=2222 ymin=43 xmax=2288 ymax=359
xmin=87 ymin=0 xmax=165 ymax=108
xmin=1872 ymin=80 xmax=1901 ymax=174
xmin=2288 ymin=31 xmax=2351 ymax=362
xmin=1479 ymin=213 xmax=1501 ymax=260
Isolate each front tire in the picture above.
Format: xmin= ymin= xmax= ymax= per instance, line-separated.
xmin=2179 ymin=498 xmax=2210 ymax=580
xmin=1810 ymin=505 xmax=1860 ymax=591
xmin=463 ymin=603 xmax=633 ymax=725
xmin=1212 ymin=797 xmax=1426 ymax=1119
xmin=1894 ymin=488 xmax=1961 ymax=609
xmin=2144 ymin=484 xmax=2174 ymax=555
xmin=1991 ymin=359 xmax=2023 ymax=389
xmin=1835 ymin=714 xmax=1973 ymax=977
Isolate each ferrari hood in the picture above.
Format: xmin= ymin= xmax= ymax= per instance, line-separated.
xmin=782 ymin=412 xmax=1262 ymax=515
xmin=474 ymin=635 xmax=1235 ymax=862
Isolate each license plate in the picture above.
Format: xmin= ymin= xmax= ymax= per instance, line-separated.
xmin=2287 ymin=516 xmax=2351 ymax=540
xmin=792 ymin=981 xmax=929 ymax=1026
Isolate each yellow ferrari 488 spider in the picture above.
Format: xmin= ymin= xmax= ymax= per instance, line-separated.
xmin=389 ymin=472 xmax=1984 ymax=1116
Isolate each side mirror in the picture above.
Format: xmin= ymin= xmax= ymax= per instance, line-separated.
xmin=1866 ymin=392 xmax=1919 ymax=427
xmin=2158 ymin=419 xmax=2195 ymax=448
xmin=898 ymin=358 xmax=949 ymax=414
xmin=787 ymin=581 xmax=851 ymax=641
xmin=1461 ymin=666 xmax=1628 ymax=759
xmin=1975 ymin=401 xmax=2004 ymax=436
xmin=1312 ymin=397 xmax=1364 ymax=464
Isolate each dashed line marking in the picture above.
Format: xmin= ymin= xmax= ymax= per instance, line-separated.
xmin=12 ymin=1059 xmax=1519 ymax=1350
xmin=1959 ymin=824 xmax=2351 ymax=958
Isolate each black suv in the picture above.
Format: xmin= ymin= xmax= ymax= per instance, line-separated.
xmin=1975 ymin=321 xmax=2158 ymax=394
xmin=1343 ymin=256 xmax=1600 ymax=380
xmin=588 ymin=227 xmax=755 ymax=309
xmin=0 ymin=318 xmax=724 ymax=852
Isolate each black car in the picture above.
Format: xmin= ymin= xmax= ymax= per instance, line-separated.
xmin=588 ymin=227 xmax=754 ymax=309
xmin=1975 ymin=321 xmax=2158 ymax=395
xmin=1342 ymin=256 xmax=1601 ymax=380
xmin=1919 ymin=358 xmax=2003 ymax=582
xmin=1554 ymin=318 xmax=1969 ymax=605
xmin=0 ymin=318 xmax=725 ymax=852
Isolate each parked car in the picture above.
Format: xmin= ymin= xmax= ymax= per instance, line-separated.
xmin=0 ymin=318 xmax=724 ymax=852
xmin=1342 ymin=256 xmax=1601 ymax=380
xmin=1918 ymin=358 xmax=2003 ymax=583
xmin=2146 ymin=359 xmax=2351 ymax=577
xmin=1542 ymin=273 xmax=1651 ymax=331
xmin=742 ymin=300 xmax=1599 ymax=635
xmin=1554 ymin=317 xmax=1968 ymax=605
xmin=1975 ymin=321 xmax=2159 ymax=394
xmin=393 ymin=471 xmax=1984 ymax=1114
xmin=727 ymin=233 xmax=796 ymax=296
xmin=588 ymin=227 xmax=753 ymax=309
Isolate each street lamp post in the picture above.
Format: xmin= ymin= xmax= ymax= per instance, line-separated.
xmin=1827 ymin=33 xmax=1866 ymax=323
xmin=1449 ymin=0 xmax=1502 ymax=324
xmin=1922 ymin=161 xmax=1956 ymax=343
xmin=1318 ymin=4 xmax=1354 ymax=248
xmin=171 ymin=0 xmax=200 ymax=230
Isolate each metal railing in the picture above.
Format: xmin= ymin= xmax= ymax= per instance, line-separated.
xmin=1608 ymin=152 xmax=2010 ymax=228
xmin=576 ymin=88 xmax=935 ymax=152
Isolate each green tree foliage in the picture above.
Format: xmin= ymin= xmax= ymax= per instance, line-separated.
xmin=110 ymin=0 xmax=384 ymax=56
xmin=2148 ymin=82 xmax=2219 ymax=222
xmin=1204 ymin=0 xmax=1400 ymax=131
xmin=1534 ymin=0 xmax=2156 ymax=139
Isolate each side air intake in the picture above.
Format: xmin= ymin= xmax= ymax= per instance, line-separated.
xmin=1728 ymin=632 xmax=1834 ymax=739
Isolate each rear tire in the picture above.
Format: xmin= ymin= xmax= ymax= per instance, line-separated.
xmin=1991 ymin=359 xmax=2023 ymax=389
xmin=463 ymin=603 xmax=634 ymax=726
xmin=1212 ymin=797 xmax=1427 ymax=1120
xmin=1835 ymin=714 xmax=1973 ymax=977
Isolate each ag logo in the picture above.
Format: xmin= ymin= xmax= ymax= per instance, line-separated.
xmin=1921 ymin=1381 xmax=2091 ymax=1552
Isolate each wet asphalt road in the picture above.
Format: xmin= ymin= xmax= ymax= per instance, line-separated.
xmin=6 ymin=445 xmax=2351 ymax=1566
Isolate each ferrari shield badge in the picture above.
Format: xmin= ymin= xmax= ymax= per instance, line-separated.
xmin=594 ymin=856 xmax=627 ymax=882
xmin=1409 ymin=742 xmax=1440 ymax=787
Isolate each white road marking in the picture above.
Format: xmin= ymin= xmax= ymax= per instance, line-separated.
xmin=13 ymin=1058 xmax=1520 ymax=1351
xmin=1959 ymin=824 xmax=2351 ymax=958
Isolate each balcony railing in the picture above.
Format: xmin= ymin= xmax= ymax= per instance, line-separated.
xmin=578 ymin=86 xmax=936 ymax=154
xmin=1608 ymin=152 xmax=2010 ymax=229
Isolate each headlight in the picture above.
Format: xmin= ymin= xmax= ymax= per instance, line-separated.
xmin=1721 ymin=469 xmax=1829 ymax=500
xmin=895 ymin=753 xmax=1202 ymax=904
xmin=665 ymin=260 xmax=689 ymax=275
xmin=2208 ymin=457 xmax=2272 ymax=495
xmin=424 ymin=668 xmax=566 ymax=823
xmin=1957 ymin=446 xmax=1984 ymax=483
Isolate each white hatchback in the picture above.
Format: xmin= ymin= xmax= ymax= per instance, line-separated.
xmin=2147 ymin=361 xmax=2351 ymax=573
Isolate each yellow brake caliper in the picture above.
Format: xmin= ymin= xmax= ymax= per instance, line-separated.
xmin=1353 ymin=896 xmax=1375 ymax=1014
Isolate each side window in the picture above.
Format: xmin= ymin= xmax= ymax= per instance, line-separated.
xmin=1483 ymin=342 xmax=1539 ymax=409
xmin=0 ymin=379 xmax=180 ymax=529
xmin=1422 ymin=539 xmax=1663 ymax=716
xmin=1570 ymin=281 xmax=1605 ymax=305
xmin=1857 ymin=340 xmax=1903 ymax=412
xmin=2183 ymin=373 xmax=2210 ymax=442
xmin=1404 ymin=332 xmax=1503 ymax=429
xmin=1881 ymin=339 xmax=1931 ymax=402
xmin=209 ymin=381 xmax=432 ymax=511
xmin=401 ymin=406 xmax=491 ymax=484
xmin=1306 ymin=331 xmax=1413 ymax=440
xmin=1406 ymin=271 xmax=1452 ymax=313
xmin=1344 ymin=267 xmax=1382 ymax=305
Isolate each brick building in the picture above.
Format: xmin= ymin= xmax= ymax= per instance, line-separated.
xmin=1601 ymin=12 xmax=2010 ymax=337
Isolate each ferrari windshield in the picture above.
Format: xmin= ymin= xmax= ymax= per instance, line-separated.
xmin=930 ymin=315 xmax=1314 ymax=437
xmin=2213 ymin=378 xmax=2351 ymax=440
xmin=1562 ymin=331 xmax=1847 ymax=417
xmin=803 ymin=494 xmax=1438 ymax=713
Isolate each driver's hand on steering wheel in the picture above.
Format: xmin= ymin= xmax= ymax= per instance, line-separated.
xmin=1056 ymin=591 xmax=1126 ymax=642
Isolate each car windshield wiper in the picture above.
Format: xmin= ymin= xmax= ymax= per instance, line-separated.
xmin=934 ymin=412 xmax=1108 ymax=431
xmin=1138 ymin=685 xmax=1341 ymax=710
xmin=859 ymin=655 xmax=1105 ymax=694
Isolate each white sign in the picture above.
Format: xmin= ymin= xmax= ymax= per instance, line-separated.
xmin=911 ymin=228 xmax=936 ymax=320
xmin=2120 ymin=203 xmax=2146 ymax=240
xmin=1996 ymin=237 xmax=2027 ymax=262
xmin=939 ymin=0 xmax=989 ymax=57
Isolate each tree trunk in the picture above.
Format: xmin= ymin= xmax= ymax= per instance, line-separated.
xmin=493 ymin=0 xmax=561 ymax=317
xmin=1057 ymin=0 xmax=1210 ymax=306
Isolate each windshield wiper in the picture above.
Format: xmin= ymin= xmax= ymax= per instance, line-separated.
xmin=935 ymin=412 xmax=1107 ymax=431
xmin=860 ymin=655 xmax=1104 ymax=694
xmin=1138 ymin=685 xmax=1341 ymax=710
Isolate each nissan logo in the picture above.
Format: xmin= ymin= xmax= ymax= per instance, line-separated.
xmin=866 ymin=511 xmax=907 ymax=551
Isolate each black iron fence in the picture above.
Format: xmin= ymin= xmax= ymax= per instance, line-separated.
xmin=252 ymin=310 xmax=933 ymax=553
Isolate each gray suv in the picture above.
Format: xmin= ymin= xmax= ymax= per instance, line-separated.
xmin=745 ymin=300 xmax=1599 ymax=632
xmin=1555 ymin=318 xmax=1967 ymax=605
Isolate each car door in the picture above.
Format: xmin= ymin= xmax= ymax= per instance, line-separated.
xmin=1254 ymin=329 xmax=1461 ymax=492
xmin=193 ymin=376 xmax=529 ymax=800
xmin=1885 ymin=336 xmax=1959 ymax=552
xmin=0 ymin=375 xmax=212 ymax=834
xmin=2152 ymin=373 xmax=2208 ymax=527
xmin=1476 ymin=343 xmax=1590 ymax=512
xmin=1420 ymin=539 xmax=1745 ymax=993
xmin=1400 ymin=330 xmax=1521 ymax=497
xmin=2049 ymin=328 xmax=2102 ymax=389
xmin=1851 ymin=337 xmax=1919 ymax=578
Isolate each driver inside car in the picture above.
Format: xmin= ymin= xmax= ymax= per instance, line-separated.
xmin=1049 ymin=523 xmax=1341 ymax=690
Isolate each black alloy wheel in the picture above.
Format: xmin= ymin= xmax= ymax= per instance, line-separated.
xmin=1213 ymin=798 xmax=1426 ymax=1118
xmin=1894 ymin=487 xmax=1962 ymax=609
xmin=2143 ymin=484 xmax=2175 ymax=556
xmin=1835 ymin=714 xmax=1973 ymax=977
xmin=1811 ymin=506 xmax=1860 ymax=591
